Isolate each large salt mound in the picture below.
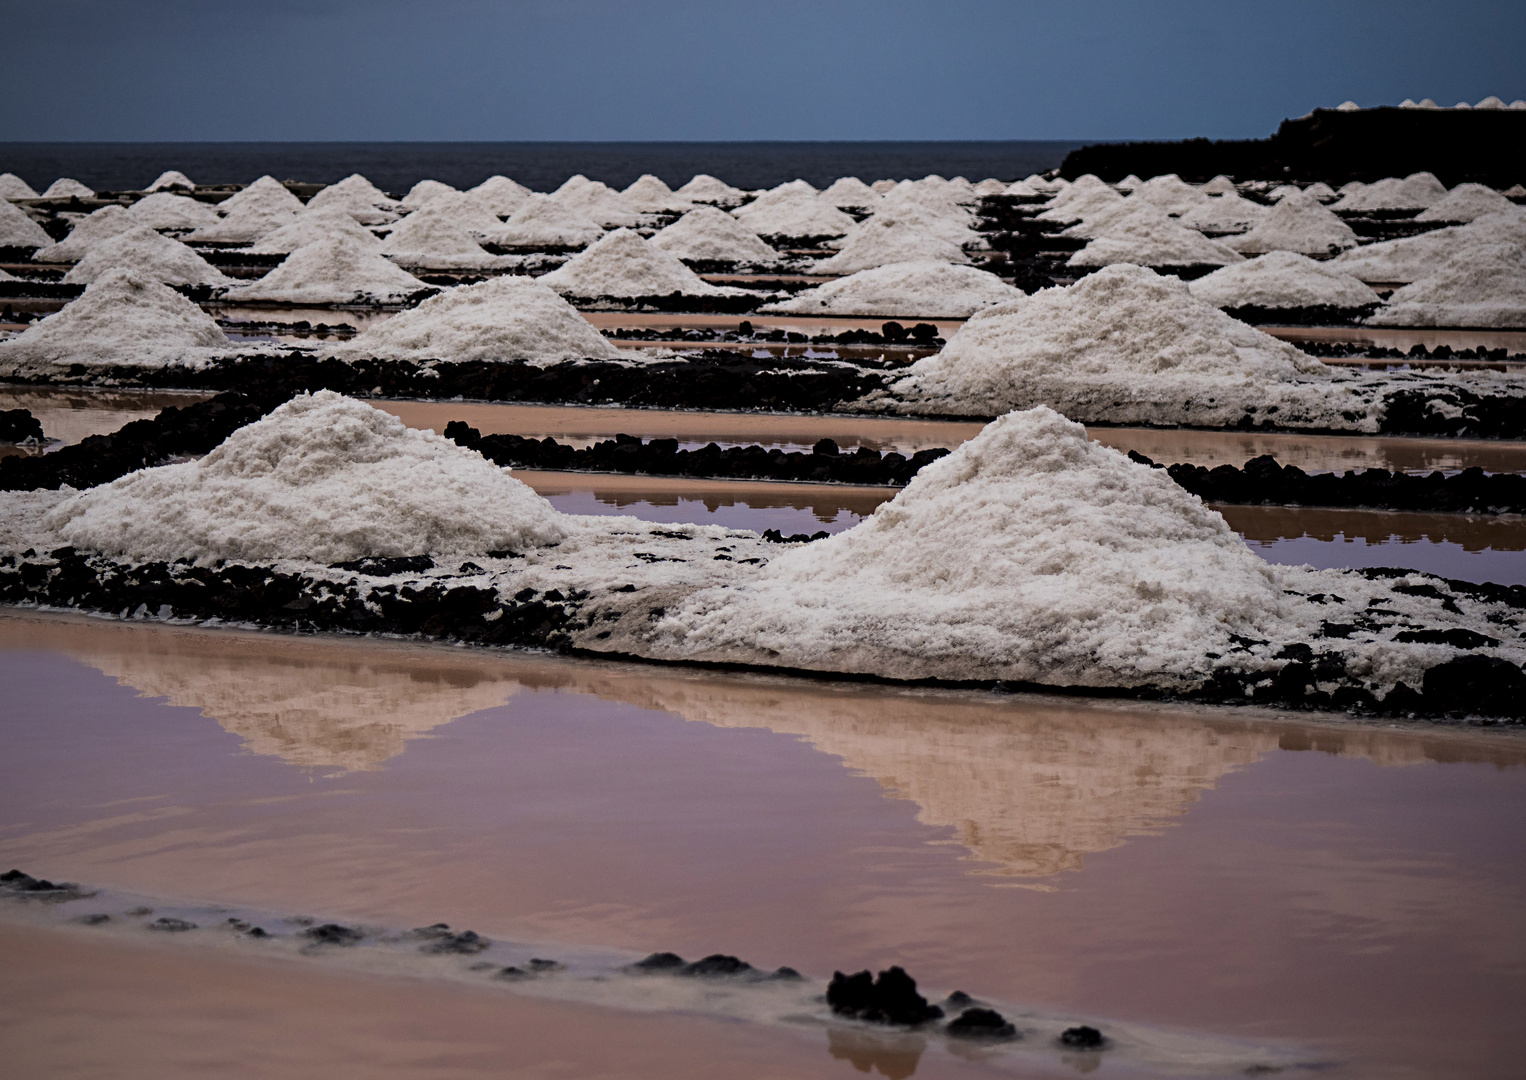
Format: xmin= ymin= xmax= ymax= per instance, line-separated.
xmin=218 ymin=176 xmax=304 ymax=218
xmin=877 ymin=180 xmax=973 ymax=222
xmin=1189 ymin=251 xmax=1380 ymax=310
xmin=146 ymin=170 xmax=195 ymax=192
xmin=1177 ymin=191 xmax=1268 ymax=234
xmin=622 ymin=174 xmax=689 ymax=212
xmin=127 ymin=192 xmax=220 ymax=231
xmin=376 ymin=211 xmax=496 ymax=267
xmin=307 ymin=174 xmax=402 ymax=223
xmin=32 ymin=205 xmax=137 ymax=263
xmin=469 ymin=175 xmax=534 ymax=216
xmin=818 ymin=177 xmax=880 ymax=208
xmin=549 ymin=176 xmax=641 ymax=227
xmin=224 ymin=235 xmax=429 ymax=305
xmin=186 ymin=200 xmax=298 ymax=244
xmin=0 ymin=269 xmax=228 ymax=374
xmin=1131 ymin=174 xmax=1212 ymax=216
xmin=649 ymin=406 xmax=1292 ymax=688
xmin=813 ymin=218 xmax=971 ymax=274
xmin=340 ymin=276 xmax=626 ymax=365
xmin=249 ymin=206 xmax=382 ymax=254
xmin=1330 ymin=172 xmax=1447 ymax=212
xmin=1068 ymin=216 xmax=1243 ymax=269
xmin=1039 ymin=182 xmax=1123 ymax=223
xmin=41 ymin=391 xmax=569 ymax=565
xmin=0 ymin=200 xmax=51 ymax=249
xmin=62 ymin=226 xmax=231 ymax=286
xmin=0 ymin=173 xmax=40 ymax=200
xmin=675 ymin=174 xmax=745 ymax=207
xmin=1333 ymin=213 xmax=1526 ymax=282
xmin=843 ymin=202 xmax=981 ymax=250
xmin=495 ymin=196 xmax=604 ymax=249
xmin=762 ymin=260 xmax=1023 ymax=318
xmin=889 ymin=264 xmax=1344 ymax=427
xmin=1416 ymin=183 xmax=1516 ymax=223
xmin=1369 ymin=243 xmax=1526 ymax=328
xmin=1303 ymin=182 xmax=1336 ymax=202
xmin=537 ymin=228 xmax=742 ymax=299
xmin=400 ymin=179 xmax=458 ymax=210
xmin=731 ymin=194 xmax=855 ymax=240
xmin=1227 ymin=192 xmax=1358 ymax=256
xmin=649 ymin=207 xmax=779 ymax=265
xmin=41 ymin=178 xmax=95 ymax=199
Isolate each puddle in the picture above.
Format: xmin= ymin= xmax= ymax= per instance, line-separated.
xmin=0 ymin=386 xmax=214 ymax=454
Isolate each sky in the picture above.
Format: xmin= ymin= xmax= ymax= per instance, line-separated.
xmin=1 ymin=0 xmax=1523 ymax=143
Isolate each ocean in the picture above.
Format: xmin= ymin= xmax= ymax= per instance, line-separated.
xmin=0 ymin=141 xmax=1082 ymax=195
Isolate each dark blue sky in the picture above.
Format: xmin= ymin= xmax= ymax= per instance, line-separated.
xmin=2 ymin=0 xmax=1522 ymax=143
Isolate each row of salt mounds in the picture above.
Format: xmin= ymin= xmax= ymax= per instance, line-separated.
xmin=495 ymin=195 xmax=604 ymax=249
xmin=732 ymin=191 xmax=855 ymax=241
xmin=0 ymin=199 xmax=52 ymax=249
xmin=250 ymin=206 xmax=383 ymax=254
xmin=1333 ymin=211 xmax=1526 ymax=282
xmin=762 ymin=261 xmax=1023 ymax=319
xmin=41 ymin=178 xmax=95 ymax=199
xmin=146 ymin=170 xmax=195 ymax=192
xmin=338 ymin=276 xmax=627 ymax=365
xmin=0 ymin=270 xmax=230 ymax=377
xmin=223 ymin=235 xmax=429 ymax=305
xmin=62 ymin=226 xmax=230 ymax=287
xmin=1329 ymin=173 xmax=1447 ymax=212
xmin=675 ymin=174 xmax=745 ymax=207
xmin=1369 ymin=243 xmax=1526 ymax=328
xmin=1068 ymin=209 xmax=1243 ymax=269
xmin=1176 ymin=190 xmax=1268 ymax=234
xmin=470 ymin=175 xmax=534 ymax=216
xmin=818 ymin=176 xmax=880 ymax=209
xmin=622 ymin=174 xmax=691 ymax=213
xmin=886 ymin=265 xmax=1367 ymax=429
xmin=0 ymin=173 xmax=40 ymax=200
xmin=187 ymin=176 xmax=303 ymax=243
xmin=1416 ymin=183 xmax=1518 ymax=224
xmin=305 ymin=173 xmax=401 ymax=225
xmin=814 ymin=217 xmax=970 ymax=275
xmin=550 ymin=175 xmax=641 ymax=227
xmin=1189 ymin=251 xmax=1380 ymax=311
xmin=38 ymin=390 xmax=569 ymax=565
xmin=646 ymin=406 xmax=1294 ymax=689
xmin=537 ymin=229 xmax=745 ymax=300
xmin=1227 ymin=190 xmax=1358 ymax=257
xmin=32 ymin=205 xmax=137 ymax=263
xmin=127 ymin=193 xmax=219 ymax=231
xmin=649 ymin=207 xmax=780 ymax=266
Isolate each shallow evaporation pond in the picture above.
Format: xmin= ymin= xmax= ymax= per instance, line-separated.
xmin=1 ymin=611 xmax=1524 ymax=1080
xmin=0 ymin=385 xmax=215 ymax=457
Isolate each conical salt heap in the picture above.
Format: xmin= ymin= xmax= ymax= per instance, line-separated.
xmin=146 ymin=170 xmax=195 ymax=192
xmin=675 ymin=174 xmax=745 ymax=207
xmin=731 ymin=193 xmax=855 ymax=240
xmin=41 ymin=178 xmax=94 ymax=199
xmin=622 ymin=174 xmax=690 ymax=212
xmin=649 ymin=207 xmax=780 ymax=265
xmin=401 ymin=179 xmax=459 ymax=210
xmin=1227 ymin=191 xmax=1358 ymax=256
xmin=306 ymin=173 xmax=401 ymax=224
xmin=1188 ymin=251 xmax=1380 ymax=310
xmin=32 ymin=205 xmax=136 ymax=262
xmin=537 ymin=229 xmax=743 ymax=299
xmin=764 ymin=261 xmax=1022 ymax=318
xmin=814 ymin=217 xmax=970 ymax=274
xmin=469 ymin=175 xmax=534 ymax=216
xmin=549 ymin=176 xmax=641 ymax=227
xmin=1333 ymin=212 xmax=1526 ymax=283
xmin=225 ymin=235 xmax=429 ymax=304
xmin=818 ymin=177 xmax=881 ymax=208
xmin=1369 ymin=242 xmax=1526 ymax=327
xmin=0 ymin=173 xmax=40 ymax=200
xmin=0 ymin=199 xmax=51 ymax=249
xmin=217 ymin=176 xmax=304 ymax=218
xmin=62 ymin=226 xmax=230 ymax=287
xmin=1416 ymin=184 xmax=1516 ymax=223
xmin=249 ymin=206 xmax=383 ymax=254
xmin=495 ymin=196 xmax=604 ymax=249
xmin=1067 ymin=215 xmax=1243 ymax=268
xmin=128 ymin=193 xmax=220 ymax=231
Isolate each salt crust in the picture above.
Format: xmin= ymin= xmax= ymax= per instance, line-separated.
xmin=1176 ymin=191 xmax=1268 ymax=234
xmin=537 ymin=229 xmax=743 ymax=298
xmin=813 ymin=217 xmax=971 ymax=274
xmin=127 ymin=193 xmax=220 ymax=231
xmin=62 ymin=226 xmax=231 ymax=287
xmin=1333 ymin=212 xmax=1526 ymax=282
xmin=0 ymin=173 xmax=40 ymax=200
xmin=224 ymin=235 xmax=428 ymax=305
xmin=622 ymin=174 xmax=690 ymax=212
xmin=1416 ymin=183 xmax=1516 ymax=223
xmin=674 ymin=174 xmax=745 ymax=206
xmin=0 ymin=199 xmax=51 ymax=248
xmin=818 ymin=177 xmax=880 ymax=208
xmin=1330 ymin=173 xmax=1447 ymax=212
xmin=338 ymin=276 xmax=626 ymax=365
xmin=1369 ymin=242 xmax=1526 ymax=328
xmin=400 ymin=179 xmax=458 ymax=209
xmin=216 ymin=176 xmax=304 ymax=218
xmin=1188 ymin=251 xmax=1380 ymax=309
xmin=0 ymin=269 xmax=228 ymax=374
xmin=32 ymin=205 xmax=137 ymax=262
xmin=469 ymin=175 xmax=534 ymax=216
xmin=495 ymin=196 xmax=604 ymax=248
xmin=249 ymin=207 xmax=383 ymax=254
xmin=40 ymin=391 xmax=569 ymax=565
xmin=1068 ymin=215 xmax=1243 ymax=268
xmin=731 ymin=193 xmax=855 ymax=239
xmin=549 ymin=176 xmax=641 ymax=227
xmin=648 ymin=207 xmax=779 ymax=265
xmin=41 ymin=178 xmax=95 ymax=199
xmin=763 ymin=260 xmax=1023 ymax=318
xmin=146 ymin=170 xmax=195 ymax=192
xmin=1227 ymin=191 xmax=1358 ymax=256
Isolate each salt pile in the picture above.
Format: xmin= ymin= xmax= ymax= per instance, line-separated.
xmin=1114 ymin=175 xmax=1142 ymax=193
xmin=39 ymin=391 xmax=569 ymax=565
xmin=307 ymin=174 xmax=401 ymax=224
xmin=0 ymin=267 xmax=14 ymax=282
xmin=496 ymin=195 xmax=604 ymax=249
xmin=376 ymin=211 xmax=495 ymax=268
xmin=762 ymin=260 xmax=1023 ymax=318
xmin=1416 ymin=183 xmax=1516 ymax=223
xmin=818 ymin=177 xmax=881 ymax=209
xmin=537 ymin=229 xmax=743 ymax=299
xmin=871 ymin=179 xmax=899 ymax=195
xmin=813 ymin=217 xmax=971 ymax=274
xmin=0 ymin=173 xmax=39 ymax=200
xmin=1060 ymin=199 xmax=1178 ymax=239
xmin=877 ymin=179 xmax=973 ymax=221
xmin=1039 ymin=180 xmax=1123 ymax=223
xmin=469 ymin=175 xmax=534 ymax=216
xmin=1068 ymin=215 xmax=1243 ymax=269
xmin=0 ymin=269 xmax=229 ymax=375
xmin=1303 ymin=182 xmax=1336 ymax=202
xmin=674 ymin=174 xmax=745 ymax=207
xmin=1131 ymin=175 xmax=1212 ymax=215
xmin=648 ymin=406 xmax=1292 ymax=688
xmin=188 ymin=178 xmax=303 ymax=244
xmin=1199 ymin=175 xmax=1237 ymax=195
xmin=1188 ymin=251 xmax=1381 ymax=310
xmin=844 ymin=201 xmax=981 ymax=250
xmin=127 ymin=193 xmax=220 ymax=231
xmin=340 ymin=276 xmax=626 ymax=365
xmin=1227 ymin=191 xmax=1358 ymax=256
xmin=1003 ymin=179 xmax=1042 ymax=197
xmin=549 ymin=176 xmax=641 ymax=227
xmin=224 ymin=235 xmax=429 ymax=305
xmin=217 ymin=176 xmax=304 ymax=218
xmin=0 ymin=200 xmax=52 ymax=249
xmin=1369 ymin=243 xmax=1526 ymax=327
xmin=1330 ymin=173 xmax=1447 ymax=212
xmin=146 ymin=170 xmax=195 ymax=192
xmin=62 ymin=226 xmax=231 ymax=287
xmin=41 ymin=178 xmax=95 ymax=199
xmin=400 ymin=179 xmax=459 ymax=209
xmin=249 ymin=206 xmax=383 ymax=254
xmin=1176 ymin=191 xmax=1268 ymax=234
xmin=622 ymin=174 xmax=690 ymax=212
xmin=972 ymin=178 xmax=1008 ymax=196
xmin=32 ymin=205 xmax=137 ymax=262
xmin=648 ymin=207 xmax=780 ymax=265
xmin=1333 ymin=213 xmax=1526 ymax=282
xmin=732 ymin=193 xmax=855 ymax=240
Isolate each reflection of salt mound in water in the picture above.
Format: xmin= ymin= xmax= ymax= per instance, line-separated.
xmin=1227 ymin=191 xmax=1358 ymax=256
xmin=1189 ymin=251 xmax=1380 ymax=310
xmin=649 ymin=406 xmax=1294 ymax=689
xmin=1369 ymin=242 xmax=1526 ymax=327
xmin=537 ymin=229 xmax=743 ymax=298
xmin=649 ymin=207 xmax=779 ymax=265
xmin=763 ymin=260 xmax=1022 ymax=318
xmin=42 ymin=390 xmax=570 ymax=564
xmin=225 ymin=235 xmax=429 ymax=304
xmin=127 ymin=193 xmax=220 ymax=231
xmin=248 ymin=206 xmax=382 ymax=254
xmin=340 ymin=276 xmax=626 ymax=364
xmin=62 ymin=226 xmax=230 ymax=286
xmin=33 ymin=204 xmax=136 ymax=262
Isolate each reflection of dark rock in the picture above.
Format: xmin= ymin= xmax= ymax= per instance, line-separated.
xmin=0 ymin=408 xmax=43 ymax=443
xmin=629 ymin=951 xmax=687 ymax=972
xmin=946 ymin=1008 xmax=1018 ymax=1039
xmin=0 ymin=868 xmax=88 ymax=900
xmin=412 ymin=923 xmax=490 ymax=954
xmin=1059 ymin=1025 xmax=1106 ymax=1049
xmin=148 ymin=917 xmax=196 ymax=932
xmin=679 ymin=953 xmax=753 ymax=977
xmin=826 ymin=1028 xmax=926 ymax=1080
xmin=828 ymin=966 xmax=944 ymax=1026
xmin=302 ymin=923 xmax=364 ymax=946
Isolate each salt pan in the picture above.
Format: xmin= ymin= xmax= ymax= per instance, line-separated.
xmin=649 ymin=207 xmax=780 ymax=266
xmin=1188 ymin=251 xmax=1380 ymax=310
xmin=537 ymin=228 xmax=743 ymax=299
xmin=224 ymin=235 xmax=429 ymax=305
xmin=762 ymin=260 xmax=1022 ymax=318
xmin=62 ymin=226 xmax=231 ymax=287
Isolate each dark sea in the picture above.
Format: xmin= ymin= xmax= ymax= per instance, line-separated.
xmin=0 ymin=141 xmax=1081 ymax=195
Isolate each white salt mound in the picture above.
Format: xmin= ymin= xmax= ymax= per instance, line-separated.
xmin=1333 ymin=213 xmax=1526 ymax=283
xmin=495 ymin=196 xmax=604 ymax=249
xmin=32 ymin=205 xmax=137 ymax=262
xmin=1369 ymin=243 xmax=1526 ymax=328
xmin=1176 ymin=191 xmax=1268 ymax=234
xmin=186 ymin=199 xmax=298 ymax=244
xmin=249 ymin=206 xmax=383 ymax=254
xmin=469 ymin=175 xmax=534 ymax=216
xmin=341 ymin=276 xmax=625 ymax=365
xmin=309 ymin=173 xmax=400 ymax=211
xmin=1227 ymin=192 xmax=1358 ymax=256
xmin=0 ymin=199 xmax=51 ymax=249
xmin=1003 ymin=179 xmax=1042 ymax=197
xmin=649 ymin=207 xmax=779 ymax=265
xmin=225 ymin=235 xmax=429 ymax=305
xmin=622 ymin=174 xmax=689 ymax=212
xmin=1068 ymin=215 xmax=1243 ymax=268
xmin=219 ymin=176 xmax=304 ymax=217
xmin=41 ymin=178 xmax=95 ymax=200
xmin=1131 ymin=174 xmax=1211 ymax=215
xmin=650 ymin=406 xmax=1292 ymax=688
xmin=0 ymin=269 xmax=228 ymax=374
xmin=146 ymin=170 xmax=195 ymax=192
xmin=1040 ymin=182 xmax=1123 ymax=222
xmin=1330 ymin=173 xmax=1447 ymax=212
xmin=127 ymin=193 xmax=220 ymax=231
xmin=0 ymin=173 xmax=39 ymax=200
xmin=377 ymin=211 xmax=494 ymax=267
xmin=762 ymin=260 xmax=1023 ymax=318
xmin=1303 ymin=182 xmax=1336 ymax=202
xmin=549 ymin=177 xmax=641 ymax=227
xmin=1416 ymin=183 xmax=1516 ymax=223
xmin=675 ymin=174 xmax=745 ymax=207
xmin=1188 ymin=251 xmax=1380 ymax=310
xmin=972 ymin=178 xmax=1008 ymax=196
xmin=537 ymin=229 xmax=742 ymax=298
xmin=814 ymin=218 xmax=971 ymax=274
xmin=732 ymin=194 xmax=855 ymax=239
xmin=878 ymin=179 xmax=973 ymax=221
xmin=1114 ymin=175 xmax=1142 ymax=192
xmin=400 ymin=192 xmax=505 ymax=238
xmin=871 ymin=179 xmax=899 ymax=195
xmin=0 ymin=267 xmax=13 ymax=282
xmin=1199 ymin=175 xmax=1237 ymax=195
xmin=818 ymin=177 xmax=881 ymax=208
xmin=62 ymin=226 xmax=231 ymax=287
xmin=40 ymin=391 xmax=569 ymax=565
xmin=401 ymin=179 xmax=459 ymax=209
xmin=846 ymin=202 xmax=981 ymax=250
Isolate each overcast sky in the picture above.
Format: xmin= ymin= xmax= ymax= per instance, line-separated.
xmin=2 ymin=0 xmax=1522 ymax=143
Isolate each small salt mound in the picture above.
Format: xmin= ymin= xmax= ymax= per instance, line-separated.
xmin=1416 ymin=183 xmax=1516 ymax=223
xmin=813 ymin=218 xmax=971 ymax=274
xmin=405 ymin=191 xmax=507 ymax=237
xmin=1039 ymin=182 xmax=1123 ymax=222
xmin=731 ymin=194 xmax=855 ymax=240
xmin=843 ymin=202 xmax=981 ymax=250
xmin=649 ymin=207 xmax=779 ymax=265
xmin=249 ymin=206 xmax=382 ymax=254
xmin=1068 ymin=215 xmax=1243 ymax=268
xmin=377 ymin=210 xmax=495 ymax=267
xmin=41 ymin=390 xmax=569 ymax=565
xmin=0 ymin=200 xmax=51 ymax=249
xmin=1199 ymin=175 xmax=1237 ymax=195
xmin=1003 ymin=179 xmax=1042 ymax=197
xmin=1333 ymin=213 xmax=1526 ymax=282
xmin=877 ymin=180 xmax=973 ymax=222
xmin=651 ymin=406 xmax=1292 ymax=688
xmin=0 ymin=267 xmax=14 ymax=282
xmin=1330 ymin=172 xmax=1448 ymax=212
xmin=1131 ymin=174 xmax=1212 ymax=215
xmin=890 ymin=264 xmax=1334 ymax=427
xmin=818 ymin=177 xmax=880 ymax=208
xmin=146 ymin=170 xmax=195 ymax=192
xmin=1189 ymin=251 xmax=1380 ymax=310
xmin=0 ymin=173 xmax=39 ymax=200
xmin=1176 ymin=191 xmax=1268 ymax=234
xmin=32 ymin=205 xmax=137 ymax=263
xmin=495 ymin=195 xmax=604 ymax=248
xmin=401 ymin=179 xmax=459 ymax=210
xmin=1059 ymin=198 xmax=1176 ymax=239
xmin=537 ymin=228 xmax=743 ymax=299
xmin=762 ymin=260 xmax=1023 ymax=318
xmin=0 ymin=269 xmax=228 ymax=374
xmin=1114 ymin=174 xmax=1142 ymax=192
xmin=340 ymin=276 xmax=625 ymax=365
xmin=185 ymin=200 xmax=299 ymax=244
xmin=1475 ymin=96 xmax=1506 ymax=109
xmin=218 ymin=176 xmax=304 ymax=218
xmin=675 ymin=174 xmax=745 ymax=207
xmin=306 ymin=174 xmax=400 ymax=226
xmin=549 ymin=176 xmax=641 ymax=227
xmin=1227 ymin=191 xmax=1358 ymax=256
xmin=62 ymin=226 xmax=231 ymax=287
xmin=871 ymin=179 xmax=898 ymax=194
xmin=469 ymin=175 xmax=534 ymax=216
xmin=224 ymin=235 xmax=429 ymax=305
xmin=622 ymin=174 xmax=690 ymax=212
xmin=41 ymin=178 xmax=95 ymax=199
xmin=1303 ymin=182 xmax=1336 ymax=202
xmin=128 ymin=193 xmax=220 ymax=231
xmin=758 ymin=179 xmax=819 ymax=201
xmin=1369 ymin=242 xmax=1526 ymax=328
xmin=972 ymin=178 xmax=1008 ymax=196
